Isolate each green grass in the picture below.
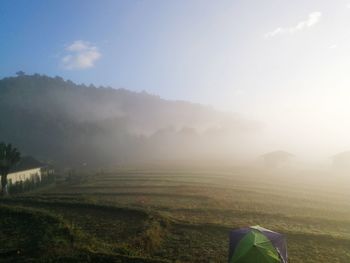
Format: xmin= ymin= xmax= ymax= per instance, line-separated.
xmin=1 ymin=167 xmax=350 ymax=262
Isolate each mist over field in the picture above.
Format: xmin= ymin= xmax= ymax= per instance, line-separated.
xmin=0 ymin=74 xmax=261 ymax=167
xmin=1 ymin=74 xmax=350 ymax=171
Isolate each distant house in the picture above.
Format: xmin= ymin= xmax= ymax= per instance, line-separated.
xmin=331 ymin=151 xmax=350 ymax=171
xmin=261 ymin=151 xmax=294 ymax=168
xmin=7 ymin=156 xmax=54 ymax=185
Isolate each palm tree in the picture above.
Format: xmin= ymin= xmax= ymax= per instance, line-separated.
xmin=0 ymin=143 xmax=21 ymax=196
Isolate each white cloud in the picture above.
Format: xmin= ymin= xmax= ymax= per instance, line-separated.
xmin=328 ymin=44 xmax=338 ymax=49
xmin=61 ymin=40 xmax=101 ymax=70
xmin=265 ymin=12 xmax=322 ymax=38
xmin=265 ymin=27 xmax=283 ymax=38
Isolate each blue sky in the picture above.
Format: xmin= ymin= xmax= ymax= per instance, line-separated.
xmin=2 ymin=0 xmax=350 ymax=154
xmin=1 ymin=0 xmax=338 ymax=104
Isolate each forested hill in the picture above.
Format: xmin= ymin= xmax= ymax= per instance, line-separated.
xmin=0 ymin=74 xmax=259 ymax=168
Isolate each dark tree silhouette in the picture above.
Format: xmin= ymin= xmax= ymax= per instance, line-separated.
xmin=15 ymin=71 xmax=26 ymax=77
xmin=0 ymin=143 xmax=21 ymax=196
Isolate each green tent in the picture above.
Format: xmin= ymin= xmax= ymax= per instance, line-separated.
xmin=228 ymin=226 xmax=288 ymax=263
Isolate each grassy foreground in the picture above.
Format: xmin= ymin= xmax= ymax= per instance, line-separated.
xmin=1 ymin=167 xmax=350 ymax=262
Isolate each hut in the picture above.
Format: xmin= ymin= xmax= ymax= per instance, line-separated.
xmin=331 ymin=151 xmax=350 ymax=171
xmin=261 ymin=151 xmax=294 ymax=168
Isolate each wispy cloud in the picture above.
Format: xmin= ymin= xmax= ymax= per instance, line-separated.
xmin=61 ymin=40 xmax=101 ymax=70
xmin=265 ymin=12 xmax=322 ymax=38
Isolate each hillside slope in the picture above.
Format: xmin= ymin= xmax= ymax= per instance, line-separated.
xmin=0 ymin=74 xmax=259 ymax=167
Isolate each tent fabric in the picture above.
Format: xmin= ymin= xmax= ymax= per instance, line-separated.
xmin=251 ymin=226 xmax=288 ymax=262
xmin=229 ymin=226 xmax=288 ymax=263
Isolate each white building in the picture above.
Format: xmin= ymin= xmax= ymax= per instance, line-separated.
xmin=7 ymin=157 xmax=53 ymax=185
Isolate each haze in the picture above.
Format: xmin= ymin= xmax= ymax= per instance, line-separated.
xmin=2 ymin=0 xmax=350 ymax=162
xmin=2 ymin=2 xmax=350 ymax=262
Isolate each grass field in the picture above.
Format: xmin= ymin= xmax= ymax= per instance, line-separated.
xmin=1 ymin=167 xmax=350 ymax=262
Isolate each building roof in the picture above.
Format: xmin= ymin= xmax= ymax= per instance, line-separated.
xmin=9 ymin=156 xmax=44 ymax=173
xmin=332 ymin=151 xmax=350 ymax=160
xmin=261 ymin=151 xmax=294 ymax=158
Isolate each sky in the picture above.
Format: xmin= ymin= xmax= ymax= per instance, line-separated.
xmin=2 ymin=0 xmax=350 ymax=158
